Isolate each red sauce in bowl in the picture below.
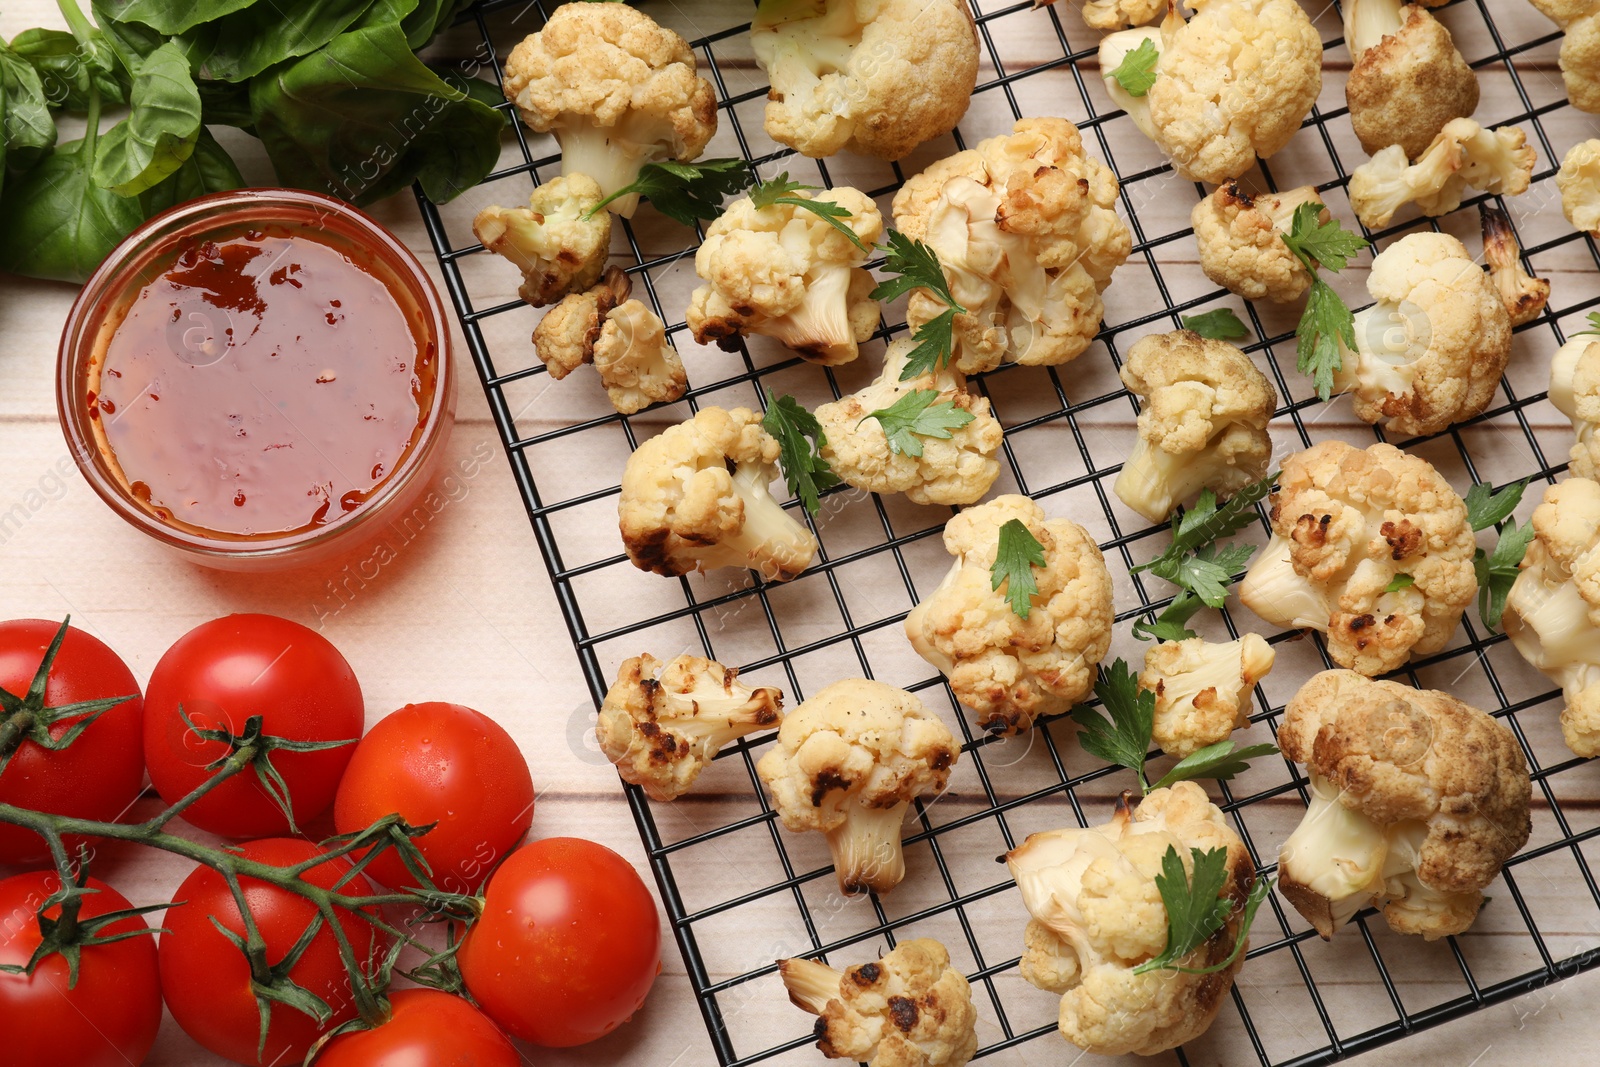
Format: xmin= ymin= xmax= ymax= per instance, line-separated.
xmin=88 ymin=228 xmax=438 ymax=539
xmin=59 ymin=188 xmax=453 ymax=570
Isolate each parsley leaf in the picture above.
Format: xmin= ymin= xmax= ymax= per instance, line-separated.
xmin=1280 ymin=201 xmax=1368 ymax=273
xmin=1110 ymin=37 xmax=1160 ymax=97
xmin=872 ymin=231 xmax=967 ymax=381
xmin=992 ymin=519 xmax=1046 ymax=618
xmin=1170 ymin=542 xmax=1258 ymax=609
xmin=1464 ymin=478 xmax=1528 ymax=532
xmin=761 ymin=391 xmax=840 ymax=516
xmin=750 ymin=173 xmax=870 ymax=252
xmin=1384 ymin=573 xmax=1415 ymax=593
xmin=1574 ymin=311 xmax=1600 ymax=338
xmin=1132 ymin=588 xmax=1206 ymax=642
xmin=1071 ymin=659 xmax=1154 ymax=792
xmin=1135 ymin=849 xmax=1271 ymax=976
xmin=587 ymin=158 xmax=751 ymax=225
xmin=1296 ymin=276 xmax=1357 ymax=401
xmin=1279 ymin=203 xmax=1367 ymax=400
xmin=863 ymin=390 xmax=975 ymax=457
xmin=1475 ymin=518 xmax=1535 ymax=631
xmin=1134 ymin=477 xmax=1274 ymax=582
xmin=1182 ymin=308 xmax=1250 ymax=341
xmin=1152 ymin=741 xmax=1279 ymax=790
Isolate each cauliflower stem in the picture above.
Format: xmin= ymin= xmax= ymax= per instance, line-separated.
xmin=829 ymin=802 xmax=911 ymax=895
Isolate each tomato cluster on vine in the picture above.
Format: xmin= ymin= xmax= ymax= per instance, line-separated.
xmin=0 ymin=614 xmax=662 ymax=1066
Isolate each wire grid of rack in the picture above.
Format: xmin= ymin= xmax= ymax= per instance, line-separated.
xmin=416 ymin=0 xmax=1600 ymax=1063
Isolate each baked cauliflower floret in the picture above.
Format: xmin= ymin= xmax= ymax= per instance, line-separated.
xmin=534 ymin=267 xmax=688 ymax=414
xmin=1558 ymin=138 xmax=1600 ymax=236
xmin=778 ymin=939 xmax=978 ymax=1067
xmin=1238 ymin=440 xmax=1477 ymax=676
xmin=1146 ymin=0 xmax=1323 ymax=184
xmin=1531 ymin=0 xmax=1600 ymax=113
xmin=1349 ymin=118 xmax=1536 ymax=229
xmin=1327 ymin=231 xmax=1512 ymax=437
xmin=1004 ymin=783 xmax=1254 ymax=1056
xmin=618 ymin=406 xmax=819 ymax=580
xmin=597 ymin=653 xmax=783 ymax=801
xmin=905 ymin=495 xmax=1114 ymax=735
xmin=756 ymin=679 xmax=958 ymax=896
xmin=1081 ymin=0 xmax=1164 ymax=29
xmin=1344 ymin=0 xmax=1479 ymax=160
xmin=812 ymin=338 xmax=1003 ymax=506
xmin=891 ymin=118 xmax=1131 ymax=374
xmin=1503 ymin=477 xmax=1600 ymax=756
xmin=687 ymin=186 xmax=882 ymax=366
xmin=501 ymin=3 xmax=717 ymax=216
xmin=1481 ymin=205 xmax=1550 ymax=328
xmin=1113 ymin=330 xmax=1276 ymax=524
xmin=1191 ymin=183 xmax=1323 ymax=304
xmin=1277 ymin=670 xmax=1532 ymax=940
xmin=1549 ymin=337 xmax=1600 ymax=479
xmin=472 ymin=174 xmax=612 ymax=307
xmin=1140 ymin=635 xmax=1275 ymax=759
xmin=751 ymin=0 xmax=978 ymax=161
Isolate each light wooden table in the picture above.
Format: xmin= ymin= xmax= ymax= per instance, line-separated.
xmin=3 ymin=1 xmax=1600 ymax=1065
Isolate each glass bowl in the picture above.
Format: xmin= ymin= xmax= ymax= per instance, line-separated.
xmin=57 ymin=188 xmax=456 ymax=573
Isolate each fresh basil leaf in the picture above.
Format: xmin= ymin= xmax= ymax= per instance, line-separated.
xmin=0 ymin=137 xmax=147 ymax=282
xmin=180 ymin=0 xmax=391 ymax=83
xmin=96 ymin=0 xmax=263 ymax=35
xmin=91 ymin=41 xmax=203 ymax=196
xmin=143 ymin=127 xmax=244 ymax=211
xmin=8 ymin=27 xmax=127 ymax=112
xmin=0 ymin=49 xmax=57 ymax=172
xmin=249 ymin=23 xmax=503 ymax=205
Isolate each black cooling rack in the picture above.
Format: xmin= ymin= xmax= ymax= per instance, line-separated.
xmin=415 ymin=0 xmax=1600 ymax=1063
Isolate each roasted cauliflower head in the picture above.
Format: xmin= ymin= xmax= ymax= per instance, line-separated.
xmin=1141 ymin=635 xmax=1275 ymax=759
xmin=533 ymin=267 xmax=688 ymax=415
xmin=1531 ymin=0 xmax=1600 ymax=113
xmin=1344 ymin=0 xmax=1479 ymax=160
xmin=813 ymin=339 xmax=1003 ymax=507
xmin=1503 ymin=477 xmax=1600 ymax=757
xmin=891 ymin=117 xmax=1131 ymax=374
xmin=778 ymin=939 xmax=979 ymax=1067
xmin=1147 ymin=0 xmax=1323 ymax=184
xmin=751 ymin=0 xmax=979 ymax=161
xmin=1329 ymin=231 xmax=1511 ymax=438
xmin=501 ymin=4 xmax=717 ymax=217
xmin=1113 ymin=329 xmax=1277 ymax=524
xmin=597 ymin=653 xmax=782 ymax=801
xmin=1550 ymin=336 xmax=1600 ymax=480
xmin=1238 ymin=440 xmax=1477 ymax=676
xmin=1277 ymin=670 xmax=1532 ymax=940
xmin=1191 ymin=183 xmax=1323 ymax=304
xmin=1558 ymin=138 xmax=1600 ymax=236
xmin=472 ymin=174 xmax=612 ymax=307
xmin=1349 ymin=118 xmax=1536 ymax=229
xmin=756 ymin=679 xmax=958 ymax=896
xmin=618 ymin=406 xmax=819 ymax=581
xmin=905 ymin=495 xmax=1114 ymax=736
xmin=687 ymin=185 xmax=883 ymax=366
xmin=1004 ymin=782 xmax=1254 ymax=1056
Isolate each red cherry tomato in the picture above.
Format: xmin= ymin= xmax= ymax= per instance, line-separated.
xmin=459 ymin=837 xmax=661 ymax=1047
xmin=143 ymin=614 xmax=364 ymax=838
xmin=333 ymin=702 xmax=534 ymax=893
xmin=0 ymin=619 xmax=144 ymax=866
xmin=0 ymin=871 xmax=162 ymax=1067
xmin=159 ymin=838 xmax=388 ymax=1065
xmin=312 ymin=988 xmax=520 ymax=1067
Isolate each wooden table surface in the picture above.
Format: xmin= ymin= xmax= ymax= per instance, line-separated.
xmin=4 ymin=1 xmax=1600 ymax=1064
